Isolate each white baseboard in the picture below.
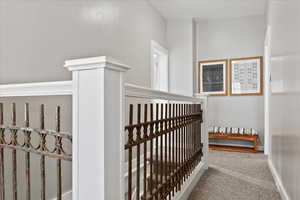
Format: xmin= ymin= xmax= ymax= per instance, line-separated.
xmin=173 ymin=161 xmax=208 ymax=200
xmin=51 ymin=191 xmax=72 ymax=200
xmin=268 ymin=159 xmax=290 ymax=200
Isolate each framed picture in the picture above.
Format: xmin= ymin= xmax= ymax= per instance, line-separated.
xmin=230 ymin=56 xmax=263 ymax=96
xmin=198 ymin=59 xmax=228 ymax=96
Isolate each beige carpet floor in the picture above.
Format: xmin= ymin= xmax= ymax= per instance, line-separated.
xmin=188 ymin=150 xmax=281 ymax=200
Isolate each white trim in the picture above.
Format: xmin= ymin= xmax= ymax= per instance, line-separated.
xmin=264 ymin=25 xmax=271 ymax=155
xmin=125 ymin=83 xmax=206 ymax=103
xmin=0 ymin=81 xmax=72 ymax=97
xmin=173 ymin=162 xmax=208 ymax=200
xmin=72 ymin=72 xmax=79 ymax=200
xmin=151 ymin=41 xmax=168 ymax=56
xmin=64 ymin=56 xmax=131 ymax=72
xmin=268 ymin=159 xmax=290 ymax=200
xmin=150 ymin=40 xmax=169 ymax=91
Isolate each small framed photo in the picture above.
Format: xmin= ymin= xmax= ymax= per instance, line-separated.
xmin=198 ymin=59 xmax=228 ymax=96
xmin=230 ymin=56 xmax=263 ymax=96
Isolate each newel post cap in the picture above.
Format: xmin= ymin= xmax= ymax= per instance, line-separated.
xmin=64 ymin=56 xmax=131 ymax=72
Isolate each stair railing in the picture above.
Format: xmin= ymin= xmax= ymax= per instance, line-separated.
xmin=65 ymin=56 xmax=208 ymax=200
xmin=0 ymin=83 xmax=72 ymax=200
xmin=0 ymin=56 xmax=208 ymax=200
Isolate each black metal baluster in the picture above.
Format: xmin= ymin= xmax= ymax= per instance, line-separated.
xmin=24 ymin=103 xmax=31 ymax=200
xmin=40 ymin=105 xmax=46 ymax=200
xmin=11 ymin=103 xmax=17 ymax=200
xmin=127 ymin=105 xmax=134 ymax=200
xmin=143 ymin=104 xmax=148 ymax=200
xmin=56 ymin=106 xmax=62 ymax=200
xmin=149 ymin=104 xmax=154 ymax=199
xmin=0 ymin=103 xmax=4 ymax=200
xmin=136 ymin=104 xmax=141 ymax=200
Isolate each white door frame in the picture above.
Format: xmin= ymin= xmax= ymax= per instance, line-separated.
xmin=264 ymin=26 xmax=272 ymax=155
xmin=150 ymin=40 xmax=169 ymax=92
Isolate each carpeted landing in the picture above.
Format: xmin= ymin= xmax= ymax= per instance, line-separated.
xmin=188 ymin=150 xmax=281 ymax=200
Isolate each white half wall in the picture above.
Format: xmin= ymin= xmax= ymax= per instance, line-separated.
xmin=196 ymin=15 xmax=266 ymax=146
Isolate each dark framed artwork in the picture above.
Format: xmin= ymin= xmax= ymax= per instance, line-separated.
xmin=198 ymin=59 xmax=228 ymax=96
xmin=229 ymin=56 xmax=263 ymax=96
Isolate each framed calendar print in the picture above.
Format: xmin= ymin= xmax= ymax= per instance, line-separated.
xmin=230 ymin=57 xmax=263 ymax=96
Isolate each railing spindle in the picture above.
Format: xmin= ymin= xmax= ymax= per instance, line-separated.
xmin=192 ymin=105 xmax=194 ymax=169
xmin=11 ymin=103 xmax=17 ymax=200
xmin=149 ymin=104 xmax=154 ymax=199
xmin=0 ymin=103 xmax=4 ymax=200
xmin=171 ymin=104 xmax=175 ymax=195
xmin=56 ymin=106 xmax=62 ymax=200
xmin=189 ymin=104 xmax=192 ymax=175
xmin=168 ymin=104 xmax=171 ymax=199
xmin=24 ymin=103 xmax=31 ymax=200
xmin=155 ymin=104 xmax=159 ymax=200
xmin=174 ymin=104 xmax=178 ymax=191
xmin=136 ymin=104 xmax=141 ymax=200
xmin=159 ymin=104 xmax=164 ymax=198
xmin=127 ymin=105 xmax=133 ymax=200
xmin=180 ymin=104 xmax=184 ymax=184
xmin=164 ymin=104 xmax=168 ymax=198
xmin=143 ymin=104 xmax=148 ymax=200
xmin=40 ymin=104 xmax=46 ymax=200
xmin=178 ymin=105 xmax=182 ymax=190
xmin=184 ymin=104 xmax=187 ymax=181
xmin=188 ymin=105 xmax=191 ymax=175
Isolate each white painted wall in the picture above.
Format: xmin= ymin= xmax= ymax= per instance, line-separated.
xmin=196 ymin=15 xmax=266 ymax=146
xmin=268 ymin=0 xmax=300 ymax=199
xmin=0 ymin=0 xmax=166 ymax=87
xmin=166 ymin=19 xmax=194 ymax=96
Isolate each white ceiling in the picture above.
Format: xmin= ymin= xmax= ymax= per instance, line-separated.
xmin=148 ymin=0 xmax=268 ymax=20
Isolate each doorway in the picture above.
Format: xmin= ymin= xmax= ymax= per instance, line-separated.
xmin=151 ymin=40 xmax=169 ymax=92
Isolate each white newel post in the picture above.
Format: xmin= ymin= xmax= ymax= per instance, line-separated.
xmin=65 ymin=56 xmax=131 ymax=200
